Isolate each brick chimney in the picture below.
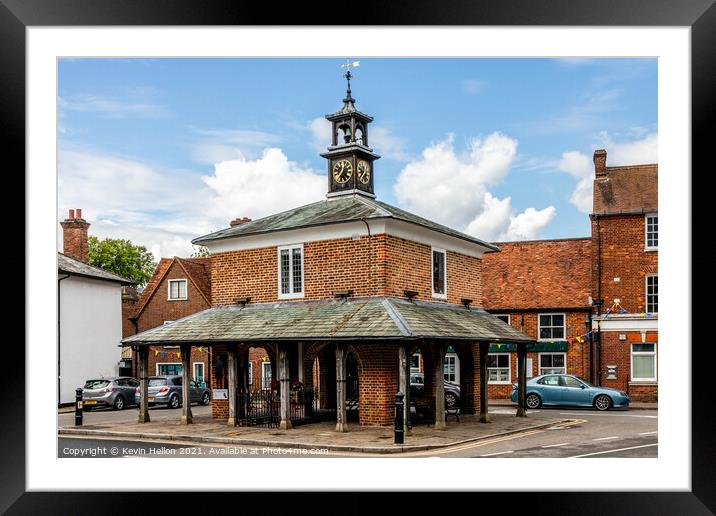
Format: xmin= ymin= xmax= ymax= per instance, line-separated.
xmin=229 ymin=216 xmax=252 ymax=228
xmin=60 ymin=208 xmax=91 ymax=263
xmin=593 ymin=149 xmax=608 ymax=178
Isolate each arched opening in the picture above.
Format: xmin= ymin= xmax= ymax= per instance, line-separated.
xmin=355 ymin=124 xmax=364 ymax=145
xmin=337 ymin=123 xmax=352 ymax=144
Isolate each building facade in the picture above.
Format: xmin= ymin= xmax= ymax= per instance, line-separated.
xmin=58 ymin=209 xmax=132 ymax=405
xmin=123 ymin=80 xmax=534 ymax=430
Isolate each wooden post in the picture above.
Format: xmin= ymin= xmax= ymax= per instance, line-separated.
xmin=434 ymin=343 xmax=447 ymax=430
xmin=279 ymin=344 xmax=292 ymax=430
xmin=227 ymin=346 xmax=237 ymax=427
xmin=137 ymin=347 xmax=150 ymax=423
xmin=181 ymin=344 xmax=193 ymax=425
xmin=479 ymin=341 xmax=491 ymax=423
xmin=517 ymin=342 xmax=527 ymax=417
xmin=335 ymin=343 xmax=348 ymax=432
xmin=398 ymin=344 xmax=410 ymax=434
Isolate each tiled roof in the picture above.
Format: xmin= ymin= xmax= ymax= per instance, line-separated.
xmin=121 ymin=296 xmax=534 ymax=345
xmin=58 ymin=253 xmax=132 ymax=284
xmin=593 ymin=164 xmax=658 ymax=214
xmin=131 ymin=256 xmax=212 ymax=320
xmin=481 ymin=238 xmax=592 ymax=310
xmin=192 ymin=195 xmax=498 ymax=251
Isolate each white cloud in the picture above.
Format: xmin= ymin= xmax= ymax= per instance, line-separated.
xmin=394 ymin=133 xmax=555 ymax=242
xmin=308 ymin=117 xmax=332 ymax=153
xmin=190 ymin=128 xmax=283 ymax=164
xmin=59 ymin=94 xmax=169 ymax=118
xmin=201 ymin=147 xmax=325 ymax=223
xmin=557 ymin=132 xmax=658 ymax=214
xmin=461 ymin=78 xmax=486 ymax=94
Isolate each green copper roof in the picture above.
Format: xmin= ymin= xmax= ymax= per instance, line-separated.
xmin=121 ymin=296 xmax=533 ymax=346
xmin=192 ymin=196 xmax=498 ymax=251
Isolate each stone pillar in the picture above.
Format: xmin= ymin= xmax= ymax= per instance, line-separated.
xmin=181 ymin=344 xmax=193 ymax=425
xmin=517 ymin=342 xmax=527 ymax=417
xmin=479 ymin=341 xmax=490 ymax=423
xmin=278 ymin=344 xmax=292 ymax=430
xmin=335 ymin=343 xmax=348 ymax=432
xmin=434 ymin=343 xmax=447 ymax=430
xmin=137 ymin=347 xmax=150 ymax=423
xmin=227 ymin=346 xmax=237 ymax=427
xmin=398 ymin=344 xmax=410 ymax=434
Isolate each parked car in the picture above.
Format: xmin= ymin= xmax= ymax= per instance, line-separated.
xmin=410 ymin=373 xmax=461 ymax=408
xmin=82 ymin=377 xmax=139 ymax=411
xmin=135 ymin=375 xmax=211 ymax=409
xmin=510 ymin=374 xmax=629 ymax=411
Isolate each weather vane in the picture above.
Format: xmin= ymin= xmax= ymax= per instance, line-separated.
xmin=341 ymin=59 xmax=360 ymax=97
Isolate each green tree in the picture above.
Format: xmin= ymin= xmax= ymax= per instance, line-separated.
xmin=87 ymin=236 xmax=157 ymax=287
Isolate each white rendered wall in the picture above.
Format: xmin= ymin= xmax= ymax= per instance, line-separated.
xmin=59 ymin=276 xmax=122 ymax=404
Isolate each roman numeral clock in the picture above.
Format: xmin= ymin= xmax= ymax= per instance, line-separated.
xmin=321 ymin=62 xmax=381 ymax=198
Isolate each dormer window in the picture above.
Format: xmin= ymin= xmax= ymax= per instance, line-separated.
xmin=645 ymin=213 xmax=658 ymax=250
xmin=168 ymin=279 xmax=187 ymax=300
xmin=278 ymin=244 xmax=304 ymax=299
xmin=432 ymin=248 xmax=447 ymax=299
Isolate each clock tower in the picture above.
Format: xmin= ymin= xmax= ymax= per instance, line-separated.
xmin=321 ymin=65 xmax=380 ymax=198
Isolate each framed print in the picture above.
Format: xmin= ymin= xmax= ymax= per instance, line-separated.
xmin=4 ymin=0 xmax=711 ymax=513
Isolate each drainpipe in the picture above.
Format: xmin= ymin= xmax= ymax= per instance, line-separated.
xmin=360 ymin=217 xmax=374 ymax=295
xmin=58 ymin=273 xmax=71 ymax=405
xmin=593 ymin=215 xmax=603 ymax=386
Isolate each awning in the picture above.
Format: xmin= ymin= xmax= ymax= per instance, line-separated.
xmin=488 ymin=341 xmax=568 ymax=353
xmin=121 ymin=296 xmax=535 ymax=346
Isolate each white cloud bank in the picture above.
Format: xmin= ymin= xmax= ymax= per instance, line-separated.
xmin=558 ymin=132 xmax=657 ymax=213
xmin=201 ymin=148 xmax=325 ymax=223
xmin=394 ymin=133 xmax=555 ymax=242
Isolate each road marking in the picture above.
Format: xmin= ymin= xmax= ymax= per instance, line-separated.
xmin=481 ymin=450 xmax=514 ymax=457
xmin=593 ymin=436 xmax=619 ymax=441
xmin=639 ymin=431 xmax=658 ymax=435
xmin=569 ymin=443 xmax=658 ymax=458
xmin=541 ymin=442 xmax=570 ymax=448
xmin=559 ymin=412 xmax=657 ymax=418
xmin=399 ymin=429 xmax=546 ymax=457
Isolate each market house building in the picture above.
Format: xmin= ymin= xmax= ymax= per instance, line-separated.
xmin=122 ymin=77 xmax=534 ymax=430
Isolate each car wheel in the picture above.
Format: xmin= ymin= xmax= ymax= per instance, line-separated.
xmin=444 ymin=392 xmax=458 ymax=409
xmin=594 ymin=394 xmax=612 ymax=411
xmin=201 ymin=392 xmax=211 ymax=406
xmin=169 ymin=394 xmax=180 ymax=409
xmin=525 ymin=393 xmax=542 ymax=409
xmin=113 ymin=395 xmax=125 ymax=411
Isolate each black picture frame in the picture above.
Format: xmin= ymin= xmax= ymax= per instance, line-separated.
xmin=5 ymin=0 xmax=710 ymax=513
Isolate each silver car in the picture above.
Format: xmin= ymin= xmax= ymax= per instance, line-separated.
xmin=135 ymin=375 xmax=211 ymax=409
xmin=82 ymin=377 xmax=139 ymax=411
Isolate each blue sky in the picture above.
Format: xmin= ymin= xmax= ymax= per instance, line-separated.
xmin=58 ymin=58 xmax=657 ymax=259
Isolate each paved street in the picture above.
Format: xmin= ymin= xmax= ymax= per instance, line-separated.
xmin=58 ymin=403 xmax=212 ymax=427
xmin=58 ymin=405 xmax=657 ymax=458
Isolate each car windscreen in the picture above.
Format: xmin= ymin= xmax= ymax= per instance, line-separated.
xmin=84 ymin=380 xmax=110 ymax=389
xmin=148 ymin=378 xmax=167 ymax=387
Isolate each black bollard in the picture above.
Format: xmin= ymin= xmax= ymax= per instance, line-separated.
xmin=394 ymin=391 xmax=404 ymax=444
xmin=75 ymin=387 xmax=83 ymax=426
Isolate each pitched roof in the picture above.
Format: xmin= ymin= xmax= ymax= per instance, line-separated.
xmin=481 ymin=238 xmax=592 ymax=311
xmin=192 ymin=195 xmax=498 ymax=251
xmin=121 ymin=296 xmax=534 ymax=345
xmin=131 ymin=256 xmax=212 ymax=320
xmin=593 ymin=164 xmax=658 ymax=215
xmin=58 ymin=253 xmax=132 ymax=284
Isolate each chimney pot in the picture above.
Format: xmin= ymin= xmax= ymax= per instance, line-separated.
xmin=593 ymin=149 xmax=607 ymax=178
xmin=69 ymin=209 xmax=75 ymax=220
xmin=76 ymin=208 xmax=82 ymax=219
xmin=230 ymin=216 xmax=252 ymax=228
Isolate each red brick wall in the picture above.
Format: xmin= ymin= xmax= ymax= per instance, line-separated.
xmin=210 ymin=234 xmax=483 ymax=307
xmin=600 ymin=331 xmax=658 ymax=401
xmin=486 ymin=311 xmax=592 ymax=398
xmin=60 ymin=219 xmax=90 ymax=263
xmin=592 ymin=215 xmax=658 ymax=314
xmin=134 ymin=260 xmax=212 ymax=386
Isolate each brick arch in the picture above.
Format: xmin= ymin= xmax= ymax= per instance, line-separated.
xmin=348 ymin=343 xmax=399 ymax=426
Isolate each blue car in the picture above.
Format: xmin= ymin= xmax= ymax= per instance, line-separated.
xmin=510 ymin=374 xmax=629 ymax=411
